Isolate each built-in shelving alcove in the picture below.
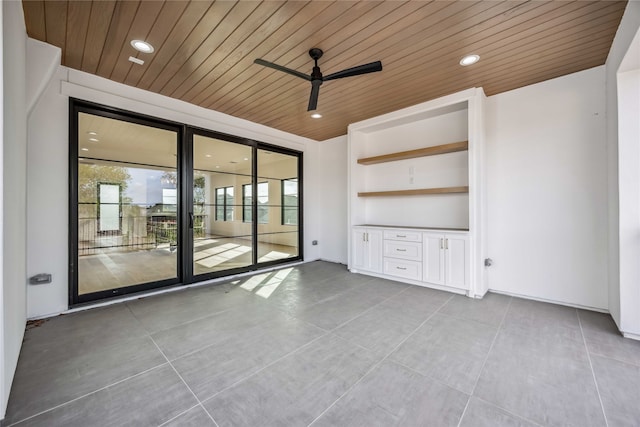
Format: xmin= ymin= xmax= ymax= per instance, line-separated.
xmin=347 ymin=88 xmax=488 ymax=298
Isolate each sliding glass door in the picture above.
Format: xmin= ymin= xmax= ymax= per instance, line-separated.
xmin=191 ymin=134 xmax=253 ymax=276
xmin=188 ymin=131 xmax=303 ymax=281
xmin=70 ymin=100 xmax=302 ymax=305
xmin=71 ymin=104 xmax=182 ymax=304
xmin=256 ymin=149 xmax=300 ymax=263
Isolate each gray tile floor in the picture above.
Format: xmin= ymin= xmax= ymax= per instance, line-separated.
xmin=4 ymin=261 xmax=640 ymax=426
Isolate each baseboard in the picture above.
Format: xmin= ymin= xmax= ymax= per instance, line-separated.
xmin=488 ymin=289 xmax=609 ymax=313
xmin=622 ymin=331 xmax=640 ymax=341
xmin=317 ymin=258 xmax=346 ymax=266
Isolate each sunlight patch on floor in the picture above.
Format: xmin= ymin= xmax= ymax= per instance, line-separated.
xmin=258 ymin=251 xmax=293 ymax=263
xmin=196 ymin=244 xmax=252 ymax=268
xmin=236 ymin=267 xmax=294 ymax=299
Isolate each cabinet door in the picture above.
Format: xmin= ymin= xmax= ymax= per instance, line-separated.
xmin=445 ymin=235 xmax=468 ymax=289
xmin=423 ymin=233 xmax=445 ymax=285
xmin=352 ymin=229 xmax=368 ymax=270
xmin=367 ymin=229 xmax=383 ymax=273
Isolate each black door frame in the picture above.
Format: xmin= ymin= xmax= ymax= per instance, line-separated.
xmin=69 ymin=99 xmax=303 ymax=307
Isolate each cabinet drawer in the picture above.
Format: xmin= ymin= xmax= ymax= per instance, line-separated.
xmin=383 ymin=230 xmax=422 ymax=242
xmin=383 ymin=240 xmax=422 ymax=261
xmin=384 ymin=258 xmax=422 ymax=281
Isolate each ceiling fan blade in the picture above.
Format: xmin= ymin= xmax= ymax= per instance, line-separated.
xmin=254 ymin=58 xmax=311 ymax=81
xmin=307 ymin=80 xmax=321 ymax=111
xmin=323 ymin=61 xmax=382 ymax=81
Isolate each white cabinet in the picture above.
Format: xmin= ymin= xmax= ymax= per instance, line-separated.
xmin=383 ymin=230 xmax=423 ymax=281
xmin=423 ymin=232 xmax=469 ymax=290
xmin=351 ymin=228 xmax=382 ymax=273
xmin=350 ymin=226 xmax=470 ymax=294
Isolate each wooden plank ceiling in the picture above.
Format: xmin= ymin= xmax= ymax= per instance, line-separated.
xmin=22 ymin=0 xmax=627 ymax=141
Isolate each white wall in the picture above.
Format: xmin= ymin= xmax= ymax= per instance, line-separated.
xmin=26 ymin=65 xmax=68 ymax=319
xmin=617 ymin=66 xmax=640 ymax=337
xmin=318 ymin=135 xmax=348 ymax=264
xmin=486 ymin=66 xmax=608 ymax=310
xmin=605 ymin=1 xmax=640 ymax=336
xmin=26 ymin=59 xmax=321 ymax=318
xmin=1 ymin=0 xmax=27 ymax=418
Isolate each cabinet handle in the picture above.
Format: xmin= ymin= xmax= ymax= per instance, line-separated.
xmin=396 ymin=234 xmax=406 ymax=238
xmin=396 ymin=266 xmax=407 ymax=270
xmin=366 ymin=233 xmax=369 ymax=242
xmin=396 ymin=248 xmax=406 ymax=252
xmin=440 ymin=238 xmax=443 ymax=249
xmin=445 ymin=238 xmax=448 ymax=250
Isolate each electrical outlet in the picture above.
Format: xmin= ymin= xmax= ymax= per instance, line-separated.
xmin=409 ymin=176 xmax=414 ymax=184
xmin=312 ymin=240 xmax=318 ymax=245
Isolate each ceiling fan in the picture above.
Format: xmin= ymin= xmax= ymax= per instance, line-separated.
xmin=254 ymin=48 xmax=383 ymax=111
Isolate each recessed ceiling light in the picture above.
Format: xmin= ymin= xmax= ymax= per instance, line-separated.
xmin=131 ymin=40 xmax=154 ymax=54
xmin=89 ymin=137 xmax=99 ymax=142
xmin=87 ymin=131 xmax=98 ymax=136
xmin=215 ymin=166 xmax=220 ymax=169
xmin=205 ymin=154 xmax=212 ymax=158
xmin=81 ymin=148 xmax=89 ymax=151
xmin=459 ymin=54 xmax=480 ymax=66
xmin=311 ymin=113 xmax=322 ymax=119
xmin=243 ymin=157 xmax=249 ymax=161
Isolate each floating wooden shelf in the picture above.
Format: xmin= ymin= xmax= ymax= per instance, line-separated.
xmin=357 ymin=141 xmax=468 ymax=165
xmin=358 ymin=186 xmax=469 ymax=197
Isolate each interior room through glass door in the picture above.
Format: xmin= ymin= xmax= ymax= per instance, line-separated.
xmin=192 ymin=135 xmax=253 ymax=275
xmin=257 ymin=149 xmax=300 ymax=263
xmin=76 ymin=111 xmax=180 ymax=297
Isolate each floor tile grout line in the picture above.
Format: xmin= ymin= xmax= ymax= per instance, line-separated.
xmin=323 ymin=283 xmax=412 ymax=331
xmin=473 ymin=396 xmax=546 ymax=427
xmin=199 ymin=331 xmax=331 ymax=406
xmin=150 ymin=337 xmax=220 ymax=427
xmin=156 ymin=403 xmax=202 ymax=427
xmin=306 ymin=293 xmax=455 ymax=427
xmin=388 ymin=359 xmax=473 ymax=396
xmin=457 ymin=296 xmax=513 ymax=427
xmin=219 ymin=270 xmax=375 ymax=322
xmin=577 ymin=310 xmax=610 ymax=427
xmin=6 ymin=362 xmax=170 ymax=427
xmin=586 ymin=349 xmax=640 ymax=368
xmin=126 ymin=296 xmax=259 ymax=337
xmin=430 ymin=308 xmax=505 ymax=329
xmin=577 ymin=321 xmax=640 ymax=368
xmin=157 ymin=306 xmax=328 ymax=364
xmin=198 ymin=282 xmax=411 ymax=407
xmin=266 ymin=274 xmax=401 ymax=318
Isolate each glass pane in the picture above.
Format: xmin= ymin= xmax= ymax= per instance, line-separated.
xmin=225 ymin=187 xmax=234 ymax=221
xmin=193 ymin=135 xmax=253 ymax=275
xmin=257 ymin=150 xmax=299 ymax=263
xmin=282 ymin=178 xmax=298 ymax=225
xmin=257 ymin=182 xmax=269 ymax=224
xmin=243 ymin=184 xmax=252 ymax=222
xmin=77 ymin=112 xmax=179 ymax=295
xmin=98 ymin=184 xmax=120 ymax=232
